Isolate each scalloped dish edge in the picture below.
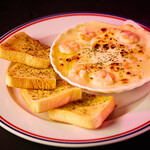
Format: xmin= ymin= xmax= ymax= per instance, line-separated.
xmin=50 ymin=20 xmax=150 ymax=93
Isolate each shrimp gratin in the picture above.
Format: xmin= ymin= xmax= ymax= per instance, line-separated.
xmin=50 ymin=21 xmax=150 ymax=93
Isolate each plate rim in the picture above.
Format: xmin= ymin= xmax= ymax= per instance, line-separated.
xmin=1 ymin=12 xmax=150 ymax=43
xmin=1 ymin=116 xmax=149 ymax=147
xmin=0 ymin=12 xmax=150 ymax=147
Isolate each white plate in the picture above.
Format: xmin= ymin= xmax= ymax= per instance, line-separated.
xmin=0 ymin=13 xmax=150 ymax=148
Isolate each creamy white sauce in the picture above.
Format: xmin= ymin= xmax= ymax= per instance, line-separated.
xmin=51 ymin=21 xmax=150 ymax=90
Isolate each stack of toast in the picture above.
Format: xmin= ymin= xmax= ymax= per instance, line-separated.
xmin=0 ymin=32 xmax=115 ymax=129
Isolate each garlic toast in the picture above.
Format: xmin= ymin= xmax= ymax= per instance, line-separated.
xmin=0 ymin=32 xmax=50 ymax=68
xmin=48 ymin=93 xmax=115 ymax=129
xmin=6 ymin=63 xmax=57 ymax=90
xmin=20 ymin=79 xmax=82 ymax=113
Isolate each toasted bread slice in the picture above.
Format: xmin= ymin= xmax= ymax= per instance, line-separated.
xmin=6 ymin=63 xmax=57 ymax=90
xmin=20 ymin=79 xmax=82 ymax=113
xmin=0 ymin=32 xmax=50 ymax=68
xmin=48 ymin=93 xmax=115 ymax=129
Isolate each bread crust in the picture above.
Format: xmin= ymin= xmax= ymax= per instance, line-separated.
xmin=0 ymin=32 xmax=51 ymax=68
xmin=6 ymin=63 xmax=56 ymax=90
xmin=0 ymin=48 xmax=50 ymax=68
xmin=6 ymin=73 xmax=56 ymax=90
xmin=20 ymin=87 xmax=82 ymax=113
xmin=48 ymin=94 xmax=115 ymax=129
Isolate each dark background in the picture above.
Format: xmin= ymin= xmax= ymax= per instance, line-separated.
xmin=0 ymin=0 xmax=150 ymax=149
xmin=0 ymin=0 xmax=150 ymax=37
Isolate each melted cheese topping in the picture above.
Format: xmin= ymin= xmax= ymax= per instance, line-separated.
xmin=51 ymin=21 xmax=150 ymax=90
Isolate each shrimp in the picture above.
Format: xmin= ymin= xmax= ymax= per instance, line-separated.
xmin=124 ymin=61 xmax=132 ymax=69
xmin=96 ymin=70 xmax=107 ymax=79
xmin=59 ymin=40 xmax=79 ymax=54
xmin=127 ymin=56 xmax=138 ymax=63
xmin=79 ymin=70 xmax=88 ymax=78
xmin=104 ymin=72 xmax=116 ymax=85
xmin=68 ymin=64 xmax=87 ymax=78
xmin=119 ymin=30 xmax=139 ymax=44
xmin=94 ymin=69 xmax=116 ymax=85
xmin=124 ymin=57 xmax=138 ymax=69
xmin=78 ymin=29 xmax=96 ymax=41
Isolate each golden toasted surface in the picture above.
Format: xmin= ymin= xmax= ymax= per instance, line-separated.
xmin=48 ymin=93 xmax=115 ymax=129
xmin=6 ymin=63 xmax=57 ymax=90
xmin=1 ymin=32 xmax=50 ymax=59
xmin=8 ymin=63 xmax=56 ymax=78
xmin=20 ymin=79 xmax=82 ymax=113
xmin=55 ymin=93 xmax=113 ymax=116
xmin=0 ymin=32 xmax=51 ymax=68
xmin=25 ymin=79 xmax=76 ymax=100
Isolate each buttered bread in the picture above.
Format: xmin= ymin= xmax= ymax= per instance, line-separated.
xmin=6 ymin=63 xmax=57 ymax=90
xmin=48 ymin=93 xmax=115 ymax=129
xmin=0 ymin=32 xmax=50 ymax=68
xmin=20 ymin=79 xmax=82 ymax=113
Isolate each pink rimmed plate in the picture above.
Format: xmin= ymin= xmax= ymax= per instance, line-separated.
xmin=0 ymin=13 xmax=150 ymax=148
